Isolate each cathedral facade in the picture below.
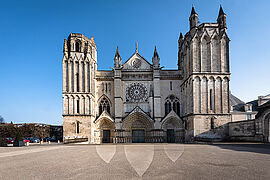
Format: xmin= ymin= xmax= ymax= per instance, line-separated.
xmin=62 ymin=7 xmax=231 ymax=143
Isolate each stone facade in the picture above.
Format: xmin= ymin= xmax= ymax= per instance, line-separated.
xmin=62 ymin=7 xmax=233 ymax=143
xmin=178 ymin=7 xmax=231 ymax=141
xmin=62 ymin=34 xmax=97 ymax=142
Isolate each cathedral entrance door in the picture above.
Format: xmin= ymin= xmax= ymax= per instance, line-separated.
xmin=102 ymin=130 xmax=111 ymax=143
xmin=132 ymin=130 xmax=145 ymax=143
xmin=167 ymin=129 xmax=175 ymax=143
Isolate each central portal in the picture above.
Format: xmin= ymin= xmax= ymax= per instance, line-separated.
xmin=167 ymin=129 xmax=175 ymax=143
xmin=132 ymin=129 xmax=145 ymax=143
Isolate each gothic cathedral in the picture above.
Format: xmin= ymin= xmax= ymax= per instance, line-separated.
xmin=62 ymin=7 xmax=231 ymax=143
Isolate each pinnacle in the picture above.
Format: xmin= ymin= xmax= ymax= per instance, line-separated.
xmin=218 ymin=5 xmax=225 ymax=17
xmin=115 ymin=45 xmax=121 ymax=58
xmin=190 ymin=5 xmax=197 ymax=16
xmin=153 ymin=45 xmax=159 ymax=58
xmin=180 ymin=32 xmax=183 ymax=39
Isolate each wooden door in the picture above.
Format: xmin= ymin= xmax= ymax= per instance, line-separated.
xmin=102 ymin=130 xmax=111 ymax=143
xmin=167 ymin=129 xmax=175 ymax=143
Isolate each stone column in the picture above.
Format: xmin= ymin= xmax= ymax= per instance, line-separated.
xmin=63 ymin=61 xmax=67 ymax=92
xmin=85 ymin=62 xmax=88 ymax=92
xmin=209 ymin=42 xmax=212 ymax=72
xmin=153 ymin=69 xmax=161 ymax=123
xmin=89 ymin=63 xmax=92 ymax=93
xmin=215 ymin=78 xmax=222 ymax=114
xmin=68 ymin=61 xmax=72 ymax=92
xmin=79 ymin=61 xmax=83 ymax=92
xmin=70 ymin=95 xmax=74 ymax=114
xmin=91 ymin=64 xmax=94 ymax=94
xmin=74 ymin=61 xmax=78 ymax=92
xmin=114 ymin=69 xmax=122 ymax=130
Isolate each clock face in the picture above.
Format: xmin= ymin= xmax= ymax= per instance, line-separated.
xmin=132 ymin=58 xmax=142 ymax=68
xmin=126 ymin=83 xmax=148 ymax=102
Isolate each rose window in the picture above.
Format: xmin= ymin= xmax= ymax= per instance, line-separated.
xmin=126 ymin=83 xmax=148 ymax=102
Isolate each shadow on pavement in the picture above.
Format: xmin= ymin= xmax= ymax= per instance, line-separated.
xmin=210 ymin=143 xmax=270 ymax=155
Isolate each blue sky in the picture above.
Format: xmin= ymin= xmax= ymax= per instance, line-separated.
xmin=0 ymin=0 xmax=269 ymax=125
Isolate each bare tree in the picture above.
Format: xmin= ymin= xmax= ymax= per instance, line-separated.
xmin=0 ymin=116 xmax=5 ymax=124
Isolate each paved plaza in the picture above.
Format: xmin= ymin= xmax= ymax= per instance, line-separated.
xmin=0 ymin=143 xmax=269 ymax=180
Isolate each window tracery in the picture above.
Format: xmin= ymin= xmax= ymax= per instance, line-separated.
xmin=99 ymin=97 xmax=110 ymax=115
xmin=165 ymin=95 xmax=180 ymax=116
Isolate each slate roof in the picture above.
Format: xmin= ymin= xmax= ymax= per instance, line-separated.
xmin=229 ymin=92 xmax=245 ymax=112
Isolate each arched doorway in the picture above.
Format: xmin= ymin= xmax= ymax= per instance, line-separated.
xmin=162 ymin=117 xmax=184 ymax=143
xmin=123 ymin=112 xmax=153 ymax=143
xmin=96 ymin=118 xmax=115 ymax=143
xmin=264 ymin=113 xmax=270 ymax=142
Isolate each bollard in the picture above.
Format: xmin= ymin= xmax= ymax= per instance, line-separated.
xmin=40 ymin=141 xmax=43 ymax=145
xmin=26 ymin=141 xmax=29 ymax=146
xmin=57 ymin=140 xmax=60 ymax=144
xmin=48 ymin=141 xmax=51 ymax=144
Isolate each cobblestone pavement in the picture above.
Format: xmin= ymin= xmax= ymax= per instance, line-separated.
xmin=0 ymin=143 xmax=269 ymax=180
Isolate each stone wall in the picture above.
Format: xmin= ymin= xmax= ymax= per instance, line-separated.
xmin=63 ymin=115 xmax=92 ymax=143
xmin=184 ymin=114 xmax=230 ymax=142
xmin=228 ymin=120 xmax=263 ymax=142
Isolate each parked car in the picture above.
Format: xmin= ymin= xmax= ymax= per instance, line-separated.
xmin=50 ymin=137 xmax=56 ymax=142
xmin=43 ymin=137 xmax=56 ymax=142
xmin=30 ymin=138 xmax=40 ymax=143
xmin=23 ymin=138 xmax=30 ymax=143
xmin=5 ymin=138 xmax=14 ymax=144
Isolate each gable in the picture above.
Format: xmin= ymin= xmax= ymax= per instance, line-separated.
xmin=122 ymin=52 xmax=152 ymax=71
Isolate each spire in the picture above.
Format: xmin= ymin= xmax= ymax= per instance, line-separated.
xmin=153 ymin=45 xmax=159 ymax=58
xmin=180 ymin=32 xmax=183 ymax=39
xmin=217 ymin=5 xmax=227 ymax=30
xmin=190 ymin=5 xmax=197 ymax=16
xmin=115 ymin=45 xmax=121 ymax=59
xmin=136 ymin=42 xmax=138 ymax=52
xmin=218 ymin=5 xmax=225 ymax=17
xmin=178 ymin=32 xmax=184 ymax=45
xmin=114 ymin=45 xmax=121 ymax=68
xmin=189 ymin=5 xmax=198 ymax=29
xmin=152 ymin=45 xmax=160 ymax=69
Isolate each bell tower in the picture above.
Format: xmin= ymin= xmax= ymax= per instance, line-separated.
xmin=62 ymin=33 xmax=97 ymax=143
xmin=179 ymin=7 xmax=231 ymax=141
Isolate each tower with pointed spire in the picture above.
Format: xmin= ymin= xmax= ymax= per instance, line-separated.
xmin=114 ymin=46 xmax=121 ymax=68
xmin=189 ymin=6 xmax=198 ymax=29
xmin=179 ymin=6 xmax=231 ymax=142
xmin=217 ymin=5 xmax=227 ymax=31
xmin=152 ymin=46 xmax=160 ymax=69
